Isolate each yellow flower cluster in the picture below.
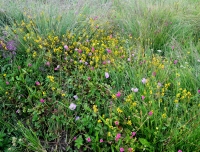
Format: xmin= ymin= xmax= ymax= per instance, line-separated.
xmin=93 ymin=105 xmax=98 ymax=113
xmin=47 ymin=75 xmax=54 ymax=82
xmin=174 ymin=88 xmax=192 ymax=103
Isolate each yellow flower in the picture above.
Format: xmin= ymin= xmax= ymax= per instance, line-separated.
xmin=62 ymin=93 xmax=65 ymax=97
xmin=117 ymin=107 xmax=123 ymax=113
xmin=3 ymin=74 xmax=6 ymax=77
xmin=132 ymin=102 xmax=137 ymax=107
xmin=127 ymin=120 xmax=132 ymax=125
xmin=162 ymin=113 xmax=167 ymax=119
xmin=112 ymin=94 xmax=116 ymax=100
xmin=107 ymin=132 xmax=111 ymax=137
xmin=98 ymin=119 xmax=102 ymax=123
xmin=93 ymin=105 xmax=98 ymax=113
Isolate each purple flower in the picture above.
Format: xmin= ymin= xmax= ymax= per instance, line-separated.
xmin=75 ymin=116 xmax=80 ymax=121
xmin=116 ymin=92 xmax=121 ymax=98
xmin=105 ymin=72 xmax=109 ymax=78
xmin=69 ymin=103 xmax=77 ymax=110
xmin=6 ymin=40 xmax=16 ymax=51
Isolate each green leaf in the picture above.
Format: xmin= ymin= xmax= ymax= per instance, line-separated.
xmin=75 ymin=135 xmax=83 ymax=149
xmin=139 ymin=138 xmax=151 ymax=147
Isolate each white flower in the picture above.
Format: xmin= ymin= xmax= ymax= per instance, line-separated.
xmin=131 ymin=88 xmax=138 ymax=92
xmin=105 ymin=72 xmax=109 ymax=78
xmin=141 ymin=78 xmax=147 ymax=84
xmin=69 ymin=103 xmax=77 ymax=110
xmin=157 ymin=50 xmax=162 ymax=53
xmin=73 ymin=95 xmax=78 ymax=100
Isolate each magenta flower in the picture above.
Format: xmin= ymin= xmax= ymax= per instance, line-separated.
xmin=105 ymin=72 xmax=109 ymax=78
xmin=69 ymin=103 xmax=77 ymax=110
xmin=64 ymin=45 xmax=69 ymax=50
xmin=106 ymin=48 xmax=111 ymax=53
xmin=28 ymin=63 xmax=32 ymax=67
xmin=6 ymin=81 xmax=9 ymax=85
xmin=116 ymin=92 xmax=121 ymax=98
xmin=132 ymin=132 xmax=136 ymax=137
xmin=198 ymin=90 xmax=200 ymax=93
xmin=54 ymin=65 xmax=60 ymax=71
xmin=35 ymin=81 xmax=40 ymax=86
xmin=148 ymin=111 xmax=153 ymax=116
xmin=141 ymin=95 xmax=145 ymax=100
xmin=120 ymin=147 xmax=124 ymax=152
xmin=92 ymin=47 xmax=95 ymax=52
xmin=78 ymin=49 xmax=82 ymax=53
xmin=174 ymin=60 xmax=178 ymax=64
xmin=178 ymin=150 xmax=182 ymax=152
xmin=86 ymin=137 xmax=91 ymax=142
xmin=100 ymin=139 xmax=103 ymax=143
xmin=88 ymin=77 xmax=91 ymax=80
xmin=73 ymin=137 xmax=77 ymax=140
xmin=115 ymin=133 xmax=121 ymax=141
xmin=40 ymin=99 xmax=45 ymax=103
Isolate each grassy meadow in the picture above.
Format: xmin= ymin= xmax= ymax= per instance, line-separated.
xmin=0 ymin=0 xmax=200 ymax=151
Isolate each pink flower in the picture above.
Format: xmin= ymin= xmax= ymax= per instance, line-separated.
xmin=115 ymin=121 xmax=119 ymax=126
xmin=106 ymin=48 xmax=111 ymax=53
xmin=28 ymin=63 xmax=32 ymax=67
xmin=78 ymin=49 xmax=82 ymax=53
xmin=128 ymin=148 xmax=133 ymax=152
xmin=116 ymin=92 xmax=121 ymax=98
xmin=148 ymin=111 xmax=153 ymax=116
xmin=54 ymin=65 xmax=60 ymax=71
xmin=178 ymin=150 xmax=182 ymax=152
xmin=46 ymin=61 xmax=50 ymax=66
xmin=115 ymin=133 xmax=121 ymax=141
xmin=92 ymin=47 xmax=95 ymax=52
xmin=35 ymin=81 xmax=40 ymax=86
xmin=132 ymin=132 xmax=136 ymax=137
xmin=86 ymin=137 xmax=91 ymax=142
xmin=120 ymin=147 xmax=124 ymax=152
xmin=141 ymin=95 xmax=145 ymax=100
xmin=152 ymin=71 xmax=156 ymax=76
xmin=105 ymin=72 xmax=109 ymax=78
xmin=88 ymin=77 xmax=91 ymax=80
xmin=174 ymin=60 xmax=178 ymax=64
xmin=64 ymin=45 xmax=69 ymax=50
xmin=73 ymin=137 xmax=77 ymax=140
xmin=171 ymin=46 xmax=175 ymax=50
xmin=40 ymin=99 xmax=45 ymax=103
xmin=6 ymin=81 xmax=9 ymax=85
xmin=198 ymin=90 xmax=200 ymax=93
xmin=100 ymin=139 xmax=103 ymax=143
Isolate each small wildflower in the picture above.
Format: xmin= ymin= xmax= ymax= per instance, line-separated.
xmin=178 ymin=150 xmax=182 ymax=152
xmin=120 ymin=147 xmax=124 ymax=152
xmin=141 ymin=95 xmax=145 ymax=100
xmin=115 ymin=121 xmax=119 ymax=126
xmin=73 ymin=137 xmax=77 ymax=140
xmin=16 ymin=109 xmax=20 ymax=113
xmin=198 ymin=90 xmax=200 ymax=93
xmin=35 ymin=81 xmax=40 ymax=86
xmin=148 ymin=111 xmax=153 ymax=116
xmin=142 ymin=78 xmax=147 ymax=84
xmin=64 ymin=45 xmax=69 ymax=50
xmin=6 ymin=81 xmax=9 ymax=85
xmin=157 ymin=50 xmax=162 ymax=53
xmin=100 ymin=139 xmax=103 ymax=143
xmin=115 ymin=133 xmax=121 ymax=141
xmin=86 ymin=137 xmax=91 ymax=142
xmin=105 ymin=72 xmax=109 ymax=78
xmin=127 ymin=120 xmax=132 ymax=125
xmin=116 ymin=92 xmax=121 ymax=98
xmin=28 ymin=63 xmax=32 ymax=67
xmin=171 ymin=46 xmax=175 ymax=50
xmin=75 ymin=116 xmax=80 ymax=121
xmin=46 ymin=61 xmax=50 ymax=66
xmin=98 ymin=119 xmax=102 ymax=123
xmin=88 ymin=77 xmax=91 ymax=80
xmin=127 ymin=58 xmax=131 ymax=61
xmin=40 ymin=98 xmax=45 ymax=103
xmin=128 ymin=148 xmax=134 ymax=152
xmin=106 ymin=48 xmax=111 ymax=53
xmin=174 ymin=60 xmax=178 ymax=64
xmin=152 ymin=71 xmax=156 ymax=76
xmin=117 ymin=107 xmax=123 ymax=113
xmin=131 ymin=88 xmax=138 ymax=92
xmin=73 ymin=95 xmax=78 ymax=100
xmin=69 ymin=103 xmax=77 ymax=110
xmin=132 ymin=132 xmax=136 ymax=137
